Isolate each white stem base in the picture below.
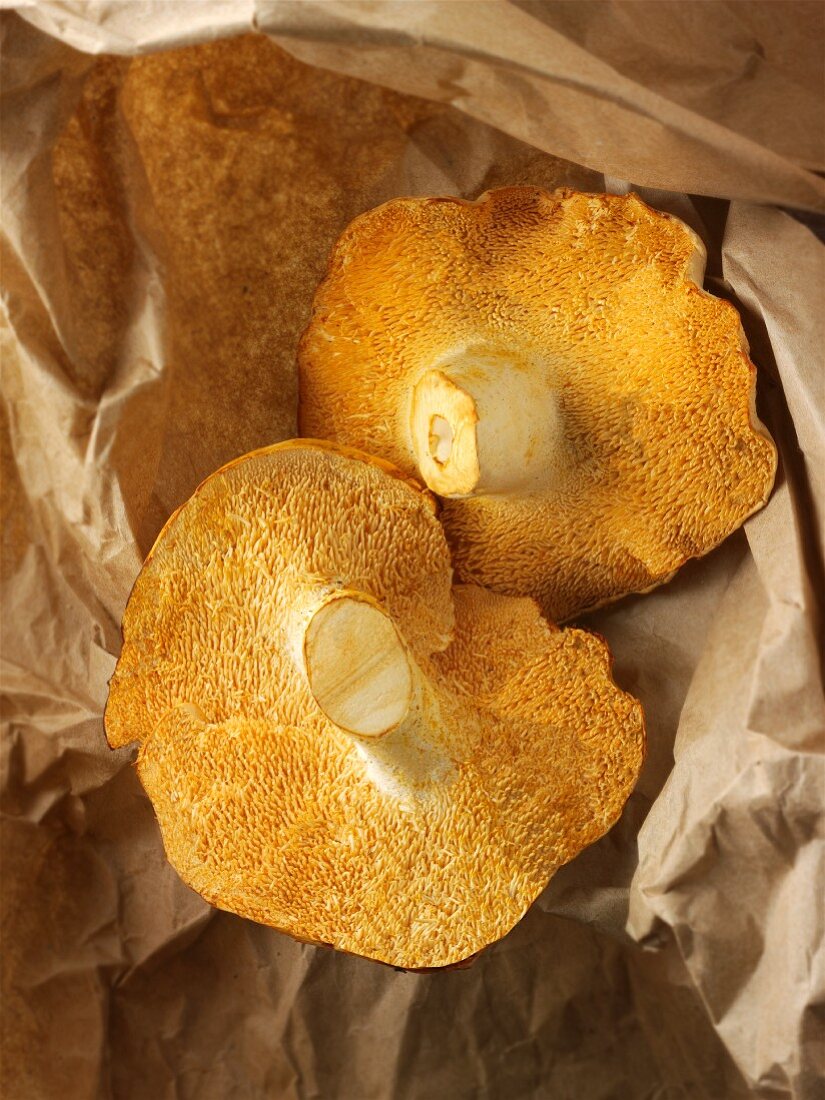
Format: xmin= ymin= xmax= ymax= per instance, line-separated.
xmin=410 ymin=347 xmax=565 ymax=498
xmin=302 ymin=591 xmax=455 ymax=801
xmin=304 ymin=594 xmax=412 ymax=739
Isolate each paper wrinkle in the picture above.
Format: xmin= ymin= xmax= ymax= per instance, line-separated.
xmin=629 ymin=494 xmax=825 ymax=1095
xmin=722 ymin=205 xmax=825 ymax=535
xmin=515 ymin=1 xmax=825 ymax=172
xmin=12 ymin=1 xmax=825 ymax=210
xmin=742 ymin=492 xmax=824 ymax=752
xmin=2 ymin=8 xmax=823 ymax=1099
xmin=13 ymin=0 xmax=258 ymax=58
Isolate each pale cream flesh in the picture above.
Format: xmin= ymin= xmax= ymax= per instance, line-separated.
xmin=410 ymin=347 xmax=566 ymax=498
xmin=302 ymin=592 xmax=455 ymax=802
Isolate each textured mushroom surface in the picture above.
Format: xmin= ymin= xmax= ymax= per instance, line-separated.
xmin=298 ymin=187 xmax=777 ymax=621
xmin=106 ymin=441 xmax=644 ymax=968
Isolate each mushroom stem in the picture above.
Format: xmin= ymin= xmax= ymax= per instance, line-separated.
xmin=410 ymin=350 xmax=565 ymax=497
xmin=304 ymin=593 xmax=413 ymax=739
xmin=303 ymin=590 xmax=456 ymax=800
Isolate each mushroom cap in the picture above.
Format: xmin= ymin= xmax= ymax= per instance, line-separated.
xmin=105 ymin=439 xmax=450 ymax=749
xmin=106 ymin=440 xmax=644 ymax=969
xmin=298 ymin=187 xmax=777 ymax=622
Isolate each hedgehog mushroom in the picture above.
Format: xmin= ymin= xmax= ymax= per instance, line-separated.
xmin=106 ymin=440 xmax=644 ymax=969
xmin=299 ymin=187 xmax=777 ymax=621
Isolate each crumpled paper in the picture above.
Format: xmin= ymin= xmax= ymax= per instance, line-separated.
xmin=12 ymin=0 xmax=825 ymax=211
xmin=1 ymin=4 xmax=823 ymax=1099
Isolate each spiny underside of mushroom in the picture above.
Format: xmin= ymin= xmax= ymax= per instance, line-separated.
xmin=106 ymin=441 xmax=645 ymax=969
xmin=298 ymin=187 xmax=777 ymax=622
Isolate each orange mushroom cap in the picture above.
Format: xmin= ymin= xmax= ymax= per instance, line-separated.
xmin=298 ymin=187 xmax=777 ymax=621
xmin=106 ymin=440 xmax=644 ymax=968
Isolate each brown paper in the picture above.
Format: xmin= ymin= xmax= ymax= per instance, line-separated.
xmin=2 ymin=5 xmax=823 ymax=1099
xmin=13 ymin=0 xmax=825 ymax=211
